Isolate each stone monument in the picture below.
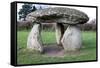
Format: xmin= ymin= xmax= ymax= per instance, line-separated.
xmin=26 ymin=7 xmax=89 ymax=52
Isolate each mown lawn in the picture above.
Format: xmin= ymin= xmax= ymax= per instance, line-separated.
xmin=17 ymin=30 xmax=97 ymax=65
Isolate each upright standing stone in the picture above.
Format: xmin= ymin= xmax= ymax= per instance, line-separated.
xmin=61 ymin=25 xmax=82 ymax=51
xmin=55 ymin=23 xmax=64 ymax=46
xmin=27 ymin=24 xmax=43 ymax=53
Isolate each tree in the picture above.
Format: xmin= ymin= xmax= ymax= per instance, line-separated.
xmin=39 ymin=6 xmax=42 ymax=10
xmin=31 ymin=6 xmax=37 ymax=11
xmin=18 ymin=4 xmax=37 ymax=21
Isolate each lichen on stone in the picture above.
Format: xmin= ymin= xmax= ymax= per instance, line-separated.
xmin=26 ymin=7 xmax=89 ymax=24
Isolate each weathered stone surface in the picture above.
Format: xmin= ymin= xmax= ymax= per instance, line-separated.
xmin=26 ymin=7 xmax=89 ymax=24
xmin=27 ymin=24 xmax=43 ymax=53
xmin=55 ymin=23 xmax=64 ymax=46
xmin=61 ymin=25 xmax=82 ymax=51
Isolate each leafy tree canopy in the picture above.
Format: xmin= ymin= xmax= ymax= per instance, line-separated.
xmin=18 ymin=4 xmax=37 ymax=21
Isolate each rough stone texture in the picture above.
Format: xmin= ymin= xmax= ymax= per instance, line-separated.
xmin=27 ymin=24 xmax=43 ymax=53
xmin=55 ymin=23 xmax=64 ymax=46
xmin=61 ymin=25 xmax=82 ymax=51
xmin=26 ymin=7 xmax=89 ymax=24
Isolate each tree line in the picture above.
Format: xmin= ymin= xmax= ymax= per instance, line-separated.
xmin=17 ymin=19 xmax=96 ymax=31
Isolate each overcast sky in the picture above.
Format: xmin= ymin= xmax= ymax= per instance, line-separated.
xmin=17 ymin=3 xmax=96 ymax=22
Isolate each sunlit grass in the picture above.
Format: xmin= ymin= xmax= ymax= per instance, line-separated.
xmin=17 ymin=30 xmax=97 ymax=65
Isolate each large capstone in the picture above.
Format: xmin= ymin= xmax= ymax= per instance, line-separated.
xmin=27 ymin=24 xmax=43 ymax=53
xmin=61 ymin=25 xmax=82 ymax=51
xmin=26 ymin=7 xmax=89 ymax=24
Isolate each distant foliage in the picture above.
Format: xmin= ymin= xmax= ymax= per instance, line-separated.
xmin=17 ymin=19 xmax=96 ymax=31
xmin=41 ymin=23 xmax=55 ymax=31
xmin=17 ymin=21 xmax=33 ymax=30
xmin=78 ymin=19 xmax=96 ymax=31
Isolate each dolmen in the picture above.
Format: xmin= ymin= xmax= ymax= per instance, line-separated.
xmin=26 ymin=7 xmax=89 ymax=53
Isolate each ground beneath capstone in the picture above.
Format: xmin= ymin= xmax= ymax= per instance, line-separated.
xmin=43 ymin=44 xmax=65 ymax=57
xmin=43 ymin=44 xmax=81 ymax=57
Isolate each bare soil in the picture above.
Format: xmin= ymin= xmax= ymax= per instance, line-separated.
xmin=43 ymin=44 xmax=65 ymax=57
xmin=43 ymin=44 xmax=81 ymax=57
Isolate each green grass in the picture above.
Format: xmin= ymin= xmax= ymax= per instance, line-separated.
xmin=17 ymin=30 xmax=96 ymax=65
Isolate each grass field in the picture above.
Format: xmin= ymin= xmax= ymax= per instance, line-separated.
xmin=17 ymin=30 xmax=97 ymax=65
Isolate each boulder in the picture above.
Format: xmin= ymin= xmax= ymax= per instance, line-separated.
xmin=26 ymin=7 xmax=89 ymax=24
xmin=61 ymin=25 xmax=82 ymax=51
xmin=27 ymin=24 xmax=43 ymax=53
